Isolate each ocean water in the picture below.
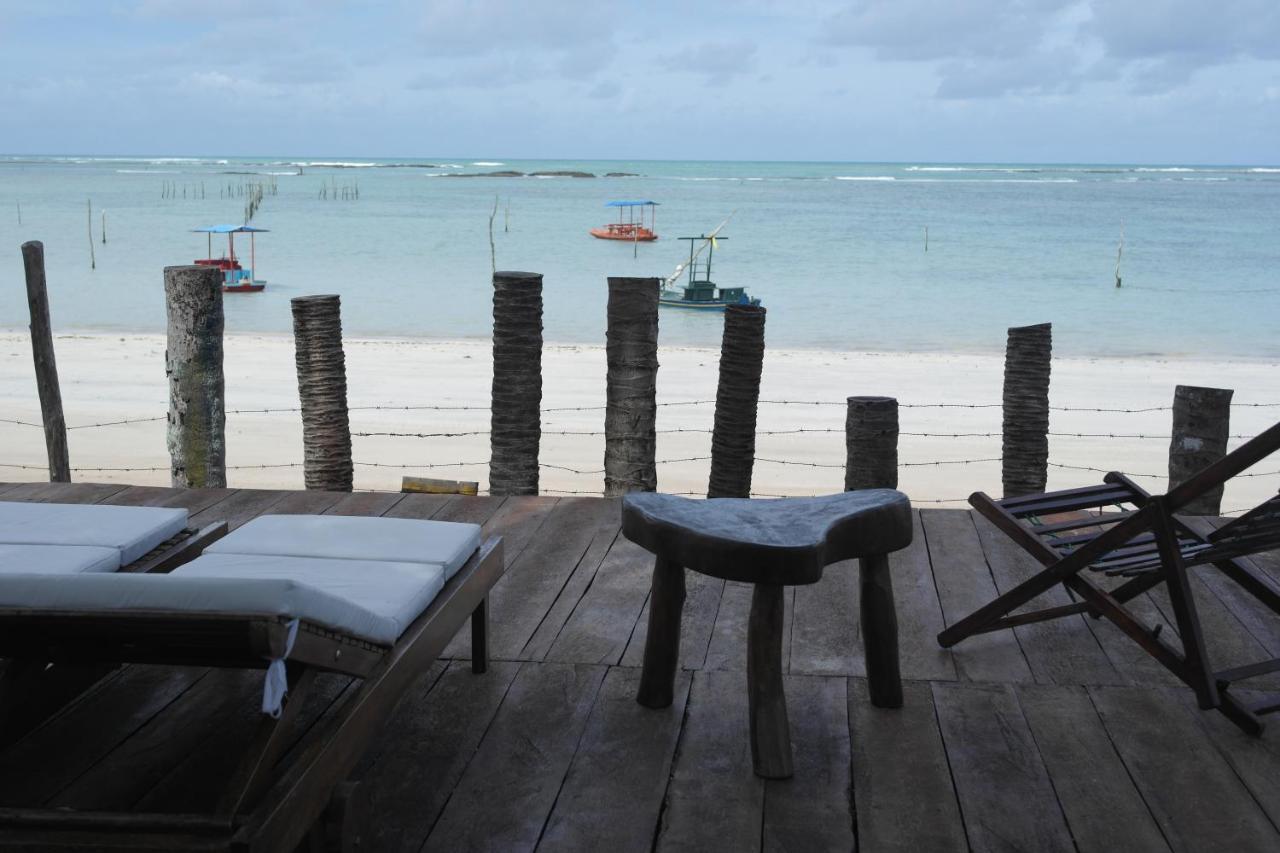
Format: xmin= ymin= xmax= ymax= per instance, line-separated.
xmin=1 ymin=155 xmax=1277 ymax=359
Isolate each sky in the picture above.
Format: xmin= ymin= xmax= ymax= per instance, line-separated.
xmin=0 ymin=0 xmax=1277 ymax=164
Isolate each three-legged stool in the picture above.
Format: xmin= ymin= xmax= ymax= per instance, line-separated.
xmin=622 ymin=490 xmax=913 ymax=779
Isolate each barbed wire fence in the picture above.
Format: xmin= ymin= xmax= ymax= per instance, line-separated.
xmin=3 ymin=397 xmax=1278 ymax=514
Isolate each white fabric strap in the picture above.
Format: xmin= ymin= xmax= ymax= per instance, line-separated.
xmin=261 ymin=618 xmax=300 ymax=718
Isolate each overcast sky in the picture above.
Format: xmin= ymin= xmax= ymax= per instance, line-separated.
xmin=2 ymin=0 xmax=1277 ymax=163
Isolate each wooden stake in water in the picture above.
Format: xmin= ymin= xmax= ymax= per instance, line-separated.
xmin=1114 ymin=220 xmax=1124 ymax=288
xmin=504 ymin=198 xmax=510 ymax=233
xmin=488 ymin=196 xmax=499 ymax=274
xmin=16 ymin=202 xmax=21 ymax=225
xmin=924 ymin=225 xmax=929 ymax=252
xmin=86 ymin=199 xmax=95 ymax=270
xmin=101 ymin=210 xmax=106 ymax=244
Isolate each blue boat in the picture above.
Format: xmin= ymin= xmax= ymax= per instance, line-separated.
xmin=191 ymin=224 xmax=269 ymax=292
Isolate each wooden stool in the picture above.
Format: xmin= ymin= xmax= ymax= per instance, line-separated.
xmin=622 ymin=490 xmax=913 ymax=779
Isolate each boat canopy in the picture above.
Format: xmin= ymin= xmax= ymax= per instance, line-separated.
xmin=604 ymin=200 xmax=659 ymax=207
xmin=190 ymin=225 xmax=271 ymax=234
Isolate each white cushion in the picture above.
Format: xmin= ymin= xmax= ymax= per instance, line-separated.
xmin=175 ymin=553 xmax=445 ymax=643
xmin=0 ymin=552 xmax=446 ymax=646
xmin=206 ymin=514 xmax=481 ymax=579
xmin=0 ymin=501 xmax=189 ymax=565
xmin=0 ymin=544 xmax=121 ymax=575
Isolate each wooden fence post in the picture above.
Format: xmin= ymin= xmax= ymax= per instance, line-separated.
xmin=845 ymin=396 xmax=898 ymax=490
xmin=1169 ymin=384 xmax=1233 ymax=515
xmin=20 ymin=241 xmax=70 ymax=482
xmin=292 ymin=295 xmax=353 ymax=491
xmin=1002 ymin=322 xmax=1052 ymax=497
xmin=604 ymin=277 xmax=659 ymax=496
xmin=164 ymin=265 xmax=226 ymax=488
xmin=489 ymin=271 xmax=543 ymax=496
xmin=708 ymin=303 xmax=766 ymax=498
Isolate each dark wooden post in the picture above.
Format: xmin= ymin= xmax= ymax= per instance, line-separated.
xmin=292 ymin=295 xmax=353 ymax=491
xmin=604 ymin=277 xmax=659 ymax=496
xmin=164 ymin=265 xmax=226 ymax=488
xmin=489 ymin=271 xmax=543 ymax=496
xmin=708 ymin=303 xmax=766 ymax=498
xmin=1168 ymin=385 xmax=1233 ymax=515
xmin=20 ymin=241 xmax=70 ymax=482
xmin=845 ymin=396 xmax=898 ymax=490
xmin=1002 ymin=322 xmax=1052 ymax=497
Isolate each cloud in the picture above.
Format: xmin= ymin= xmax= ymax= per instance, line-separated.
xmin=820 ymin=0 xmax=1280 ymax=97
xmin=661 ymin=39 xmax=759 ymax=84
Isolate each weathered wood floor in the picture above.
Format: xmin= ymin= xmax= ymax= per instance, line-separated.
xmin=3 ymin=480 xmax=1280 ymax=852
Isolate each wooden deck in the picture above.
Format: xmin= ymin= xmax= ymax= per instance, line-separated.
xmin=3 ymin=480 xmax=1280 ymax=852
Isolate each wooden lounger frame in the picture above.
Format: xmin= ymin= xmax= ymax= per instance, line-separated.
xmin=938 ymin=421 xmax=1280 ymax=735
xmin=0 ymin=521 xmax=229 ymax=746
xmin=0 ymin=535 xmax=502 ymax=852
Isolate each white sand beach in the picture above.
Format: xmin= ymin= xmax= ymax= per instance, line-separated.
xmin=1 ymin=330 xmax=1278 ymax=511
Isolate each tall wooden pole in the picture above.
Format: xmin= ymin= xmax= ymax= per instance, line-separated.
xmin=604 ymin=276 xmax=659 ymax=496
xmin=292 ymin=295 xmax=354 ymax=491
xmin=1001 ymin=322 xmax=1052 ymax=497
xmin=489 ymin=271 xmax=543 ymax=496
xmin=20 ymin=241 xmax=70 ymax=482
xmin=845 ymin=396 xmax=898 ymax=490
xmin=164 ymin=265 xmax=226 ymax=488
xmin=708 ymin=303 xmax=766 ymax=498
xmin=1169 ymin=384 xmax=1233 ymax=515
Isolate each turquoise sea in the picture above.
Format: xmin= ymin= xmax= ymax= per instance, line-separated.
xmin=1 ymin=155 xmax=1277 ymax=359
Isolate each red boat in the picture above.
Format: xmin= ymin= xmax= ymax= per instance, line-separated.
xmin=590 ymin=200 xmax=658 ymax=242
xmin=191 ymin=225 xmax=269 ymax=293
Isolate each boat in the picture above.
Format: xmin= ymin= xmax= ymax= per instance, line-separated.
xmin=659 ymin=221 xmax=760 ymax=310
xmin=590 ymin=200 xmax=658 ymax=242
xmin=191 ymin=224 xmax=269 ymax=293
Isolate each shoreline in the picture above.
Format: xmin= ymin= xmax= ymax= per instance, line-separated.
xmin=6 ymin=327 xmax=1279 ymax=368
xmin=2 ymin=330 xmax=1278 ymax=510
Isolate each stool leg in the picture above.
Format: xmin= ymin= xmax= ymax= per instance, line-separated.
xmin=859 ymin=552 xmax=903 ymax=708
xmin=637 ymin=556 xmax=685 ymax=709
xmin=748 ymin=583 xmax=793 ymax=779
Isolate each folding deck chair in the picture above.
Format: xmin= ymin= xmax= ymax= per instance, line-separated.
xmin=0 ymin=513 xmax=503 ymax=852
xmin=0 ymin=500 xmax=227 ymax=744
xmin=938 ymin=420 xmax=1280 ymax=734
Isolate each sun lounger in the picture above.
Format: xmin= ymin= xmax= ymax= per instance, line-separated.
xmin=938 ymin=420 xmax=1280 ymax=734
xmin=0 ymin=500 xmax=228 ymax=744
xmin=0 ymin=512 xmax=503 ymax=852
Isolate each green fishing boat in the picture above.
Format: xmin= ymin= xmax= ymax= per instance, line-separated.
xmin=659 ymin=228 xmax=760 ymax=310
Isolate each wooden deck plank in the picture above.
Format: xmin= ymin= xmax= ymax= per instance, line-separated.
xmin=1090 ymin=684 xmax=1280 ymax=853
xmin=0 ymin=666 xmax=208 ymax=807
xmin=972 ymin=512 xmax=1123 ymax=685
xmin=186 ymin=488 xmax=293 ymax=530
xmin=539 ymin=666 xmax=690 ymax=853
xmin=848 ymin=678 xmax=967 ymax=853
xmin=703 ymin=581 xmax=755 ymax=672
xmin=621 ymin=569 xmax=725 ymax=672
xmin=442 ymin=496 xmax=562 ymax=659
xmin=1182 ymin=517 xmax=1280 ymax=660
xmin=761 ymin=675 xmax=854 ymax=852
xmin=789 ymin=561 xmax=863 ymax=676
xmin=351 ymin=660 xmax=519 ymax=853
xmin=421 ymin=662 xmax=606 ymax=852
xmin=0 ymin=480 xmax=130 ymax=503
xmin=921 ymin=509 xmax=1035 ymax=683
xmin=521 ymin=507 xmax=622 ymax=661
xmin=1016 ymin=684 xmax=1171 ymax=852
xmin=485 ymin=497 xmax=619 ymax=660
xmin=656 ymin=670 xmax=764 ymax=852
xmin=319 ymin=490 xmax=407 ymax=517
xmin=545 ymin=536 xmax=655 ymax=665
xmin=133 ymin=673 xmax=355 ymax=813
xmin=884 ymin=511 xmax=957 ymax=682
xmin=1174 ymin=687 xmax=1280 ymax=838
xmin=99 ymin=484 xmax=236 ymax=514
xmin=49 ymin=668 xmax=262 ymax=811
xmin=931 ymin=681 xmax=1075 ymax=853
